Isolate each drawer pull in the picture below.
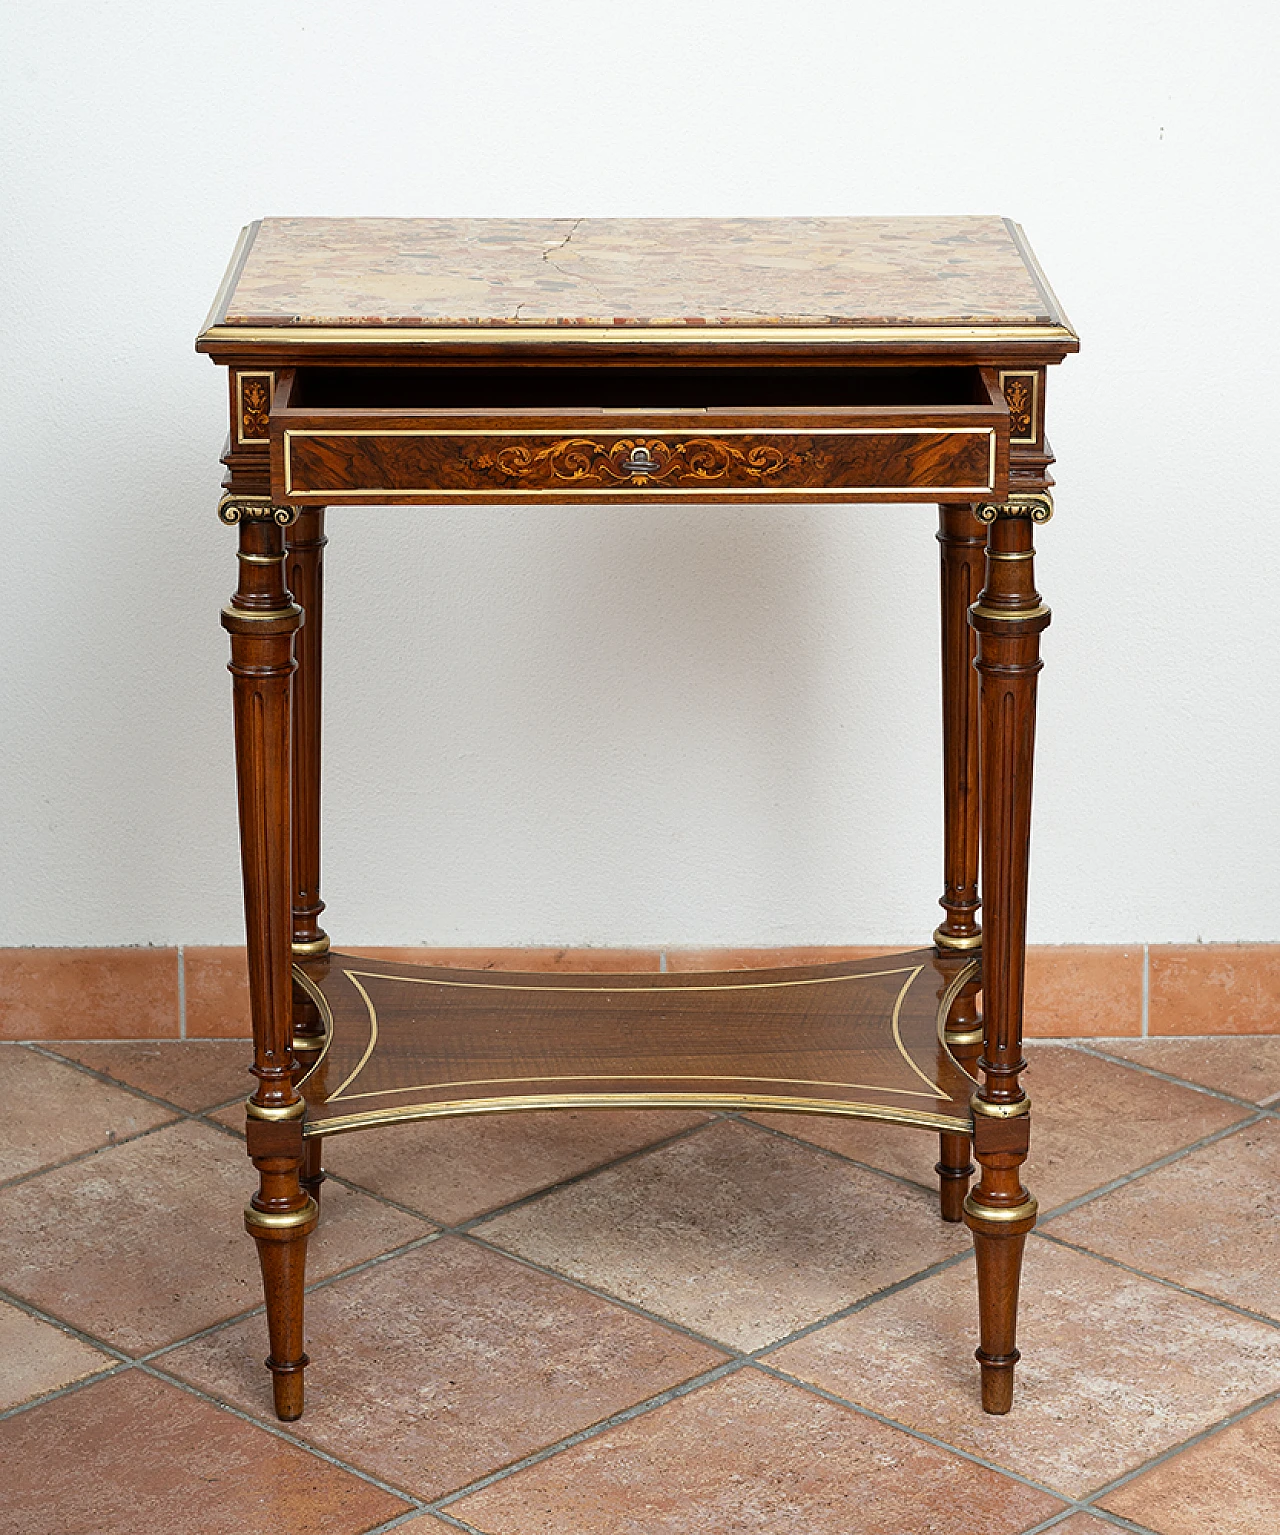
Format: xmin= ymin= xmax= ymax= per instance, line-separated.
xmin=623 ymin=444 xmax=660 ymax=478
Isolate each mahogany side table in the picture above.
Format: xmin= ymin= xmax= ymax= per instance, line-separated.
xmin=197 ymin=216 xmax=1077 ymax=1422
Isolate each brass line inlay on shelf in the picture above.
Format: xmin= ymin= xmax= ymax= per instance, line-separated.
xmin=320 ymin=963 xmax=954 ymax=1107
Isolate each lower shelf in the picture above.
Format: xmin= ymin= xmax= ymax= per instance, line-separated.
xmin=293 ymin=949 xmax=980 ymax=1137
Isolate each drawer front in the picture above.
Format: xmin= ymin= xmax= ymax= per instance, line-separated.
xmin=277 ymin=422 xmax=1000 ymax=503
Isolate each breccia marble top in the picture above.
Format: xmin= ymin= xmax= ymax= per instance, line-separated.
xmin=211 ymin=216 xmax=1069 ymax=331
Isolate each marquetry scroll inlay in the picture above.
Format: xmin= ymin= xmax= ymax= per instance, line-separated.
xmin=471 ymin=435 xmax=797 ymax=489
xmin=999 ymin=371 xmax=1038 ymax=444
xmin=218 ymin=494 xmax=298 ymax=527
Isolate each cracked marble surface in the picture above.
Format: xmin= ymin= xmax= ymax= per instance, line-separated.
xmin=217 ymin=215 xmax=1060 ymax=329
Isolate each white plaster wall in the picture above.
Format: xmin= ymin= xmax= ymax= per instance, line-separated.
xmin=2 ymin=1 xmax=1276 ymax=947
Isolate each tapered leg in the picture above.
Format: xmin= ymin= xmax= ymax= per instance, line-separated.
xmin=935 ymin=504 xmax=986 ymax=1216
xmin=936 ymin=966 xmax=982 ymax=1221
xmin=286 ymin=508 xmax=329 ymax=1203
xmin=220 ymin=496 xmax=315 ymax=1421
xmin=287 ymin=508 xmax=328 ymax=960
xmin=963 ymin=493 xmax=1051 ymax=1413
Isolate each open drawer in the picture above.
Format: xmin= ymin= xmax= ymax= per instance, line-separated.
xmin=269 ymin=364 xmax=1010 ymax=505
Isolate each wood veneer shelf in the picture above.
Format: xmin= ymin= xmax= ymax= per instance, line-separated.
xmin=293 ymin=950 xmax=979 ymax=1138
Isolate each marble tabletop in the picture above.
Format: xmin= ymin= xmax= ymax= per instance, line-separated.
xmin=211 ymin=216 xmax=1067 ymax=332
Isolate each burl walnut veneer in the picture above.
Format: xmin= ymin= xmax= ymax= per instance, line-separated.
xmin=197 ymin=216 xmax=1077 ymax=1422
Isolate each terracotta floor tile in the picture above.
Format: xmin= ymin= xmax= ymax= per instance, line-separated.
xmin=0 ymin=1370 xmax=408 ymax=1534
xmin=46 ymin=1039 xmax=253 ymax=1111
xmin=0 ymin=1299 xmax=115 ymax=1410
xmin=451 ymin=1368 xmax=1065 ymax=1534
xmin=771 ymin=1239 xmax=1280 ymax=1498
xmin=1150 ymin=946 xmax=1280 ymax=1035
xmin=184 ymin=946 xmax=252 ymax=1038
xmin=1047 ymin=1119 xmax=1280 ymax=1318
xmin=165 ymin=1235 xmax=724 ymax=1500
xmin=0 ymin=947 xmax=179 ymax=1040
xmin=323 ymin=1108 xmax=712 ymax=1223
xmin=1101 ymin=1397 xmax=1280 ymax=1534
xmin=1022 ymin=946 xmax=1143 ymax=1038
xmin=184 ymin=947 xmax=661 ymax=1039
xmin=481 ymin=1118 xmax=969 ymax=1349
xmin=0 ymin=1118 xmax=431 ymax=1352
xmin=1 ymin=1046 xmax=177 ymax=1182
xmin=1094 ymin=1035 xmax=1280 ymax=1105
xmin=751 ymin=1043 xmax=1250 ymax=1213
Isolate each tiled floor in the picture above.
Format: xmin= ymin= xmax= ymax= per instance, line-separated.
xmin=2 ymin=1035 xmax=1279 ymax=1533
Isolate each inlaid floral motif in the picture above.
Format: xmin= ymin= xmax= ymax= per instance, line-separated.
xmin=240 ymin=376 xmax=271 ymax=439
xmin=474 ymin=436 xmax=797 ymax=488
xmin=1002 ymin=374 xmax=1035 ymax=440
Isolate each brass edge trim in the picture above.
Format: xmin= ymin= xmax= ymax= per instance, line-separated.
xmin=286 ymin=485 xmax=1001 ymax=502
xmin=292 ymin=1035 xmax=325 ymax=1055
xmin=934 ymin=960 xmax=983 ymax=1087
xmin=963 ymin=1194 xmax=1038 ymax=1224
xmin=245 ymin=1096 xmax=306 ymax=1122
xmin=237 ymin=551 xmax=284 ymax=565
xmin=283 ymin=426 xmax=997 ymax=502
xmin=1005 ymin=220 xmax=1078 ymax=338
xmin=290 ymin=965 xmax=335 ymax=1089
xmin=291 ymin=935 xmax=331 ymax=957
xmin=334 ymin=1068 xmax=947 ymax=1106
xmin=969 ymin=602 xmax=1050 ymax=623
xmin=932 ymin=926 xmax=982 ymax=952
xmin=198 ymin=222 xmax=257 ymax=336
xmin=985 ymin=550 xmax=1035 ymax=562
xmin=891 ymin=967 xmax=950 ymax=1096
xmin=244 ymin=1196 xmax=319 ymax=1232
xmin=201 ymin=322 xmax=1081 ymax=348
xmin=970 ymin=1094 xmax=1031 ymax=1119
xmin=303 ymin=1094 xmax=973 ymax=1139
xmin=221 ymin=603 xmax=303 ymax=624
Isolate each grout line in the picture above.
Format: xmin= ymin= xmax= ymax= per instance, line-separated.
xmin=427 ymin=1359 xmax=746 ymax=1512
xmin=0 ymin=1285 xmax=137 ymax=1366
xmin=136 ymin=1361 xmax=431 ymax=1510
xmin=1035 ymin=1111 xmax=1265 ymax=1223
xmin=459 ymin=1230 xmax=743 ymax=1358
xmin=751 ymin=1361 xmax=1072 ymax=1502
xmin=0 ymin=1362 xmax=134 ymax=1424
xmin=1033 ymin=1230 xmax=1280 ymax=1331
xmin=750 ymin=1248 xmax=976 ymax=1357
xmin=1141 ymin=942 xmax=1149 ymax=1037
xmin=737 ymin=1111 xmax=953 ymax=1201
xmin=1063 ymin=1039 xmax=1270 ymax=1112
xmin=0 ymin=1117 xmax=187 ymax=1193
xmin=177 ymin=945 xmax=187 ymax=1040
xmin=1076 ymin=1385 xmax=1280 ymax=1504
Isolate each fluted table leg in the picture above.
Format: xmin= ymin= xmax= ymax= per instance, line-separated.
xmin=934 ymin=503 xmax=986 ymax=1219
xmin=220 ymin=497 xmax=316 ymax=1423
xmin=964 ymin=493 xmax=1051 ymax=1414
